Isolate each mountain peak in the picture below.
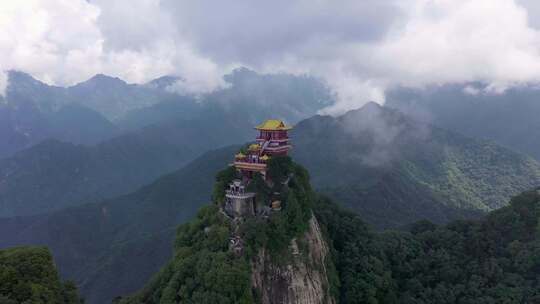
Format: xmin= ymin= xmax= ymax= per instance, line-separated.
xmin=339 ymin=101 xmax=390 ymax=122
xmin=144 ymin=75 xmax=183 ymax=90
xmin=361 ymin=101 xmax=383 ymax=111
xmin=223 ymin=67 xmax=258 ymax=84
xmin=71 ymin=74 xmax=127 ymax=89
xmin=87 ymin=74 xmax=126 ymax=85
xmin=7 ymin=70 xmax=46 ymax=87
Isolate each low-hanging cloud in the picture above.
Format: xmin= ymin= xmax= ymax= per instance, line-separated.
xmin=0 ymin=0 xmax=226 ymax=97
xmin=1 ymin=0 xmax=540 ymax=113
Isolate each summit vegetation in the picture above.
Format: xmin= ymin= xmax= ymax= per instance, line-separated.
xmin=0 ymin=246 xmax=83 ymax=304
xmin=118 ymin=156 xmax=316 ymax=303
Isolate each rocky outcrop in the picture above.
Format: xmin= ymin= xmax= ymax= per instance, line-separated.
xmin=251 ymin=215 xmax=335 ymax=304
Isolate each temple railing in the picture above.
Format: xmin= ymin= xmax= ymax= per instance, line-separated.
xmin=256 ymin=137 xmax=289 ymax=142
xmin=234 ymin=157 xmax=267 ymax=164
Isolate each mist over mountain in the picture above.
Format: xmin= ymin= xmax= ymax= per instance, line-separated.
xmin=66 ymin=74 xmax=180 ymax=121
xmin=143 ymin=76 xmax=183 ymax=90
xmin=0 ymin=68 xmax=333 ymax=159
xmin=0 ymin=72 xmax=119 ymax=158
xmin=293 ymin=102 xmax=540 ymax=228
xmin=386 ymin=84 xmax=540 ymax=160
xmin=118 ymin=68 xmax=333 ymax=130
xmin=0 ymin=68 xmax=335 ymax=217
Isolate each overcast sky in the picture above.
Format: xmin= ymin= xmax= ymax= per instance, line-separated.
xmin=1 ymin=0 xmax=540 ymax=113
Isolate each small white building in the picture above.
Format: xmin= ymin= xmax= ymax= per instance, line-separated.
xmin=224 ymin=180 xmax=256 ymax=217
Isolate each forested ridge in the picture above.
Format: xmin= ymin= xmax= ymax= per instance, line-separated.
xmin=317 ymin=188 xmax=540 ymax=303
xmin=0 ymin=246 xmax=83 ymax=304
xmin=117 ymin=156 xmax=319 ymax=303
xmin=293 ymin=103 xmax=540 ymax=229
xmin=115 ymin=158 xmax=540 ymax=303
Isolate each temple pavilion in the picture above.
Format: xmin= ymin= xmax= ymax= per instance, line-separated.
xmin=224 ymin=119 xmax=293 ymax=218
xmin=233 ymin=119 xmax=292 ymax=180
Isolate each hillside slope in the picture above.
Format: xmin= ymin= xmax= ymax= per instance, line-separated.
xmin=292 ymin=102 xmax=540 ymax=228
xmin=316 ymin=188 xmax=540 ymax=303
xmin=0 ymin=246 xmax=83 ymax=304
xmin=0 ymin=94 xmax=117 ymax=159
xmin=0 ymin=146 xmax=237 ymax=304
xmin=0 ymin=115 xmax=254 ymax=217
xmin=386 ymin=84 xmax=540 ymax=160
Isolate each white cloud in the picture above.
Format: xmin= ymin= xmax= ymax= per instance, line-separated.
xmin=1 ymin=0 xmax=540 ymax=113
xmin=373 ymin=0 xmax=540 ymax=87
xmin=517 ymin=0 xmax=540 ymax=29
xmin=159 ymin=0 xmax=540 ymax=113
xmin=0 ymin=1 xmax=102 ymax=85
xmin=0 ymin=70 xmax=7 ymax=99
xmin=463 ymin=85 xmax=480 ymax=96
xmin=0 ymin=0 xmax=226 ymax=96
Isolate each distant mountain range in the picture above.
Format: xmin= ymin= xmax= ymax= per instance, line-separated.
xmin=0 ymin=67 xmax=336 ymax=217
xmin=0 ymin=71 xmax=181 ymax=158
xmin=1 ymin=103 xmax=539 ymax=303
xmin=0 ymin=115 xmax=254 ymax=217
xmin=292 ymin=102 xmax=540 ymax=228
xmin=386 ymin=83 xmax=540 ymax=160
xmin=0 ymin=68 xmax=334 ymax=159
xmin=4 ymin=71 xmax=184 ymax=121
xmin=0 ymin=75 xmax=119 ymax=158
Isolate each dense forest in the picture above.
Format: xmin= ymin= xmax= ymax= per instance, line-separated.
xmin=0 ymin=246 xmax=83 ymax=304
xmin=317 ymin=188 xmax=540 ymax=303
xmin=116 ymin=158 xmax=540 ymax=303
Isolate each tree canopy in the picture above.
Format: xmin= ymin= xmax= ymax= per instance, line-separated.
xmin=0 ymin=246 xmax=83 ymax=304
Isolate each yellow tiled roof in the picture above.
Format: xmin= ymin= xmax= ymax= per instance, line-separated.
xmin=235 ymin=152 xmax=246 ymax=158
xmin=260 ymin=155 xmax=270 ymax=161
xmin=248 ymin=144 xmax=261 ymax=151
xmin=255 ymin=119 xmax=292 ymax=131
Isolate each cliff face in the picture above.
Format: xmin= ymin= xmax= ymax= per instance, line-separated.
xmin=251 ymin=214 xmax=335 ymax=304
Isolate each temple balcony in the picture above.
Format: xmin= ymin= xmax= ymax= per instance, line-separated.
xmin=263 ymin=144 xmax=292 ymax=151
xmin=267 ymin=141 xmax=288 ymax=147
xmin=256 ymin=138 xmax=289 ymax=144
xmin=233 ymin=161 xmax=267 ymax=172
xmin=225 ymin=190 xmax=256 ymax=199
